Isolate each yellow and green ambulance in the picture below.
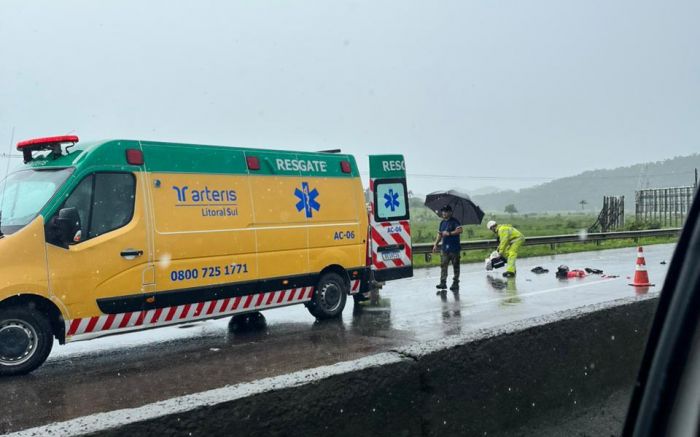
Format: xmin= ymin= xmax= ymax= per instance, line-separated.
xmin=0 ymin=135 xmax=412 ymax=375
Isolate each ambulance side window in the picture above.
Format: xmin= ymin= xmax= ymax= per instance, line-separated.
xmin=54 ymin=172 xmax=136 ymax=244
xmin=89 ymin=173 xmax=136 ymax=238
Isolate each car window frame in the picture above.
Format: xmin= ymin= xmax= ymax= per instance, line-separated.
xmin=48 ymin=171 xmax=137 ymax=246
xmin=623 ymin=186 xmax=700 ymax=436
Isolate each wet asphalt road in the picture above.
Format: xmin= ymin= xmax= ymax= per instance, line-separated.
xmin=0 ymin=244 xmax=673 ymax=434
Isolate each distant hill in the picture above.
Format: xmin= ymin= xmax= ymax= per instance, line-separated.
xmin=472 ymin=154 xmax=700 ymax=213
xmin=470 ymin=186 xmax=501 ymax=196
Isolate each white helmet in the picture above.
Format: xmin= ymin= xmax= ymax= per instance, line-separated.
xmin=487 ymin=220 xmax=497 ymax=230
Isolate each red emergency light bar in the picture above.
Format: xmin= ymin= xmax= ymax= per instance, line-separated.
xmin=16 ymin=135 xmax=79 ymax=150
xmin=16 ymin=135 xmax=79 ymax=163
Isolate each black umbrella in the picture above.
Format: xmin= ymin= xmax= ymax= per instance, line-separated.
xmin=424 ymin=189 xmax=485 ymax=225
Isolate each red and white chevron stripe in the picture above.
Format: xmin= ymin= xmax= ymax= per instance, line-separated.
xmin=65 ymin=286 xmax=315 ymax=341
xmin=370 ymin=220 xmax=412 ymax=269
xmin=350 ymin=279 xmax=361 ymax=294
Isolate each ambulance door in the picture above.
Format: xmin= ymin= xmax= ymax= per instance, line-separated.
xmin=368 ymin=155 xmax=413 ymax=281
xmin=45 ymin=169 xmax=153 ymax=321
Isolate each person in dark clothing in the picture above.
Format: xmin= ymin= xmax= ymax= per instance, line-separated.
xmin=432 ymin=205 xmax=463 ymax=291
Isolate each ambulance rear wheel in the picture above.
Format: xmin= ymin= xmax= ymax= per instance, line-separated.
xmin=307 ymin=273 xmax=347 ymax=320
xmin=0 ymin=306 xmax=54 ymax=376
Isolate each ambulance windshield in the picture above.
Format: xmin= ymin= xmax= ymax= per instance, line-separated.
xmin=0 ymin=168 xmax=73 ymax=235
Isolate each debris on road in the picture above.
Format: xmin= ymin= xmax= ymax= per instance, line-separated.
xmin=556 ymin=265 xmax=570 ymax=278
xmin=555 ymin=265 xmax=587 ymax=278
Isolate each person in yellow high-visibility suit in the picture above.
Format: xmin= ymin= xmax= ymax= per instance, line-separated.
xmin=487 ymin=220 xmax=525 ymax=278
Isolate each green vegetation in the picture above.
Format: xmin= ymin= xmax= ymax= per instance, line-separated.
xmin=411 ymin=209 xmax=600 ymax=244
xmin=413 ymin=236 xmax=677 ymax=268
xmin=409 ymin=201 xmax=678 ymax=269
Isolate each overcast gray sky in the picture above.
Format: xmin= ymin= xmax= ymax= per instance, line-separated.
xmin=1 ymin=0 xmax=698 ymax=194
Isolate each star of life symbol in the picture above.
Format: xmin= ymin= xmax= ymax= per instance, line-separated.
xmin=295 ymin=182 xmax=320 ymax=218
xmin=384 ymin=189 xmax=400 ymax=212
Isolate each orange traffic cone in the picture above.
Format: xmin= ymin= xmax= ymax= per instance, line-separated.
xmin=629 ymin=246 xmax=655 ymax=287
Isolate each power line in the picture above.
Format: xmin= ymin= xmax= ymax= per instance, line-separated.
xmin=406 ymin=173 xmax=552 ymax=181
xmin=360 ymin=170 xmax=697 ymax=182
xmin=359 ymin=172 xmax=551 ymax=181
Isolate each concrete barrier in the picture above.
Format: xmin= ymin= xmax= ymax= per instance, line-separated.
xmin=399 ymin=296 xmax=657 ymax=436
xmin=9 ymin=295 xmax=657 ymax=437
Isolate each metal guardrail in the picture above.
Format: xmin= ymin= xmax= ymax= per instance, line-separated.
xmin=412 ymin=228 xmax=682 ymax=255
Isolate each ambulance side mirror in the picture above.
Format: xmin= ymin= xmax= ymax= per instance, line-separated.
xmin=56 ymin=207 xmax=82 ymax=247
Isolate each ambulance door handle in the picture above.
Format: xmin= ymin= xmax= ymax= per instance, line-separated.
xmin=120 ymin=249 xmax=144 ymax=260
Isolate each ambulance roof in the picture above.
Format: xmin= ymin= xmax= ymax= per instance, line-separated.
xmin=24 ymin=139 xmax=360 ymax=178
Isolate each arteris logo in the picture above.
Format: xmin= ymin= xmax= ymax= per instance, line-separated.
xmin=172 ymin=186 xmax=237 ymax=203
xmin=294 ymin=182 xmax=320 ymax=218
xmin=172 ymin=185 xmax=239 ymax=218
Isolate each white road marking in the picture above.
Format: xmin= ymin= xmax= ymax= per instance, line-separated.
xmin=465 ymin=277 xmax=623 ymax=307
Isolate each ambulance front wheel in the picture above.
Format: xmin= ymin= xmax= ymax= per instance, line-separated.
xmin=0 ymin=306 xmax=54 ymax=376
xmin=307 ymin=273 xmax=347 ymax=320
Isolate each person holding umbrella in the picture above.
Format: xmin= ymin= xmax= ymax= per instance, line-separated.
xmin=425 ymin=190 xmax=485 ymax=292
xmin=432 ymin=205 xmax=463 ymax=291
xmin=487 ymin=220 xmax=525 ymax=278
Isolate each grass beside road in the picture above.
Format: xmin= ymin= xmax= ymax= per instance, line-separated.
xmin=412 ymin=236 xmax=677 ymax=268
xmin=408 ymin=205 xmax=678 ymax=269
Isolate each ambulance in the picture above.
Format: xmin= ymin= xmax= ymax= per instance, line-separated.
xmin=0 ymin=136 xmax=412 ymax=375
